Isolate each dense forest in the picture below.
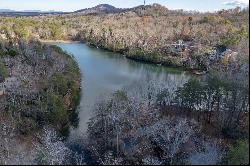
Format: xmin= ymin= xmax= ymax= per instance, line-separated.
xmin=0 ymin=38 xmax=81 ymax=164
xmin=85 ymin=74 xmax=249 ymax=164
xmin=0 ymin=4 xmax=249 ymax=73
xmin=0 ymin=4 xmax=249 ymax=165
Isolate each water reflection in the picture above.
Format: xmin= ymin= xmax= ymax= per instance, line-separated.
xmin=56 ymin=43 xmax=191 ymax=137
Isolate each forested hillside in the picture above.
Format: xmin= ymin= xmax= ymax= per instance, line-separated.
xmin=0 ymin=3 xmax=249 ymax=165
xmin=0 ymin=38 xmax=81 ymax=164
xmin=0 ymin=4 xmax=249 ymax=74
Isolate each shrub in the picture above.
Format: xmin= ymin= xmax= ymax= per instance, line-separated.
xmin=222 ymin=126 xmax=249 ymax=140
xmin=51 ymin=74 xmax=68 ymax=96
xmin=35 ymin=150 xmax=49 ymax=165
xmin=223 ymin=140 xmax=249 ymax=165
xmin=47 ymin=92 xmax=69 ymax=128
xmin=8 ymin=49 xmax=18 ymax=57
xmin=17 ymin=117 xmax=38 ymax=135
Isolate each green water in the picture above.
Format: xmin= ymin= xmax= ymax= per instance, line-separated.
xmin=56 ymin=43 xmax=191 ymax=136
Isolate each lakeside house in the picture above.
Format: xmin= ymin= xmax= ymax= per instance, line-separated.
xmin=171 ymin=40 xmax=187 ymax=52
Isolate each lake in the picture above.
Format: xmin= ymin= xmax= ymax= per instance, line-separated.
xmin=55 ymin=43 xmax=191 ymax=138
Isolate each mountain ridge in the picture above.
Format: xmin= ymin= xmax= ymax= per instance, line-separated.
xmin=0 ymin=3 xmax=169 ymax=16
xmin=0 ymin=9 xmax=63 ymax=13
xmin=74 ymin=4 xmax=125 ymax=14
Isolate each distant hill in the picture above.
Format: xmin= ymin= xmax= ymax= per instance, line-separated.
xmin=0 ymin=9 xmax=63 ymax=13
xmin=0 ymin=9 xmax=64 ymax=16
xmin=74 ymin=4 xmax=125 ymax=15
xmin=0 ymin=9 xmax=16 ymax=12
xmin=73 ymin=3 xmax=170 ymax=16
xmin=0 ymin=3 xmax=168 ymax=16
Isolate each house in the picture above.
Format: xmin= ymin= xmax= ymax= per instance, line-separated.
xmin=208 ymin=49 xmax=218 ymax=61
xmin=0 ymin=76 xmax=6 ymax=96
xmin=171 ymin=40 xmax=187 ymax=52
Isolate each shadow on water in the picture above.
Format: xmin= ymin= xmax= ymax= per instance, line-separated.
xmin=89 ymin=46 xmax=185 ymax=75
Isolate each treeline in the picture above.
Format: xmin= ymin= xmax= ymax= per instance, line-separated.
xmin=86 ymin=73 xmax=249 ymax=165
xmin=2 ymin=41 xmax=80 ymax=135
xmin=0 ymin=38 xmax=81 ymax=164
xmin=0 ymin=5 xmax=249 ymax=72
xmin=173 ymin=74 xmax=249 ymax=138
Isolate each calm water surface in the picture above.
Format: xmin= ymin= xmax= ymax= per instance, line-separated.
xmin=56 ymin=43 xmax=191 ymax=138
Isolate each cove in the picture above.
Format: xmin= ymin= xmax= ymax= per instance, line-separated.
xmin=50 ymin=42 xmax=193 ymax=164
xmin=54 ymin=42 xmax=191 ymax=138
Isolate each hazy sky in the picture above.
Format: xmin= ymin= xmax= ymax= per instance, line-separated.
xmin=0 ymin=0 xmax=249 ymax=12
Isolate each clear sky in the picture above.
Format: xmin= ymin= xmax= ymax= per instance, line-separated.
xmin=0 ymin=0 xmax=249 ymax=12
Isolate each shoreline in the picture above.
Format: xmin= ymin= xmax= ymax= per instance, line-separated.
xmin=39 ymin=39 xmax=82 ymax=43
xmin=43 ymin=39 xmax=207 ymax=76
